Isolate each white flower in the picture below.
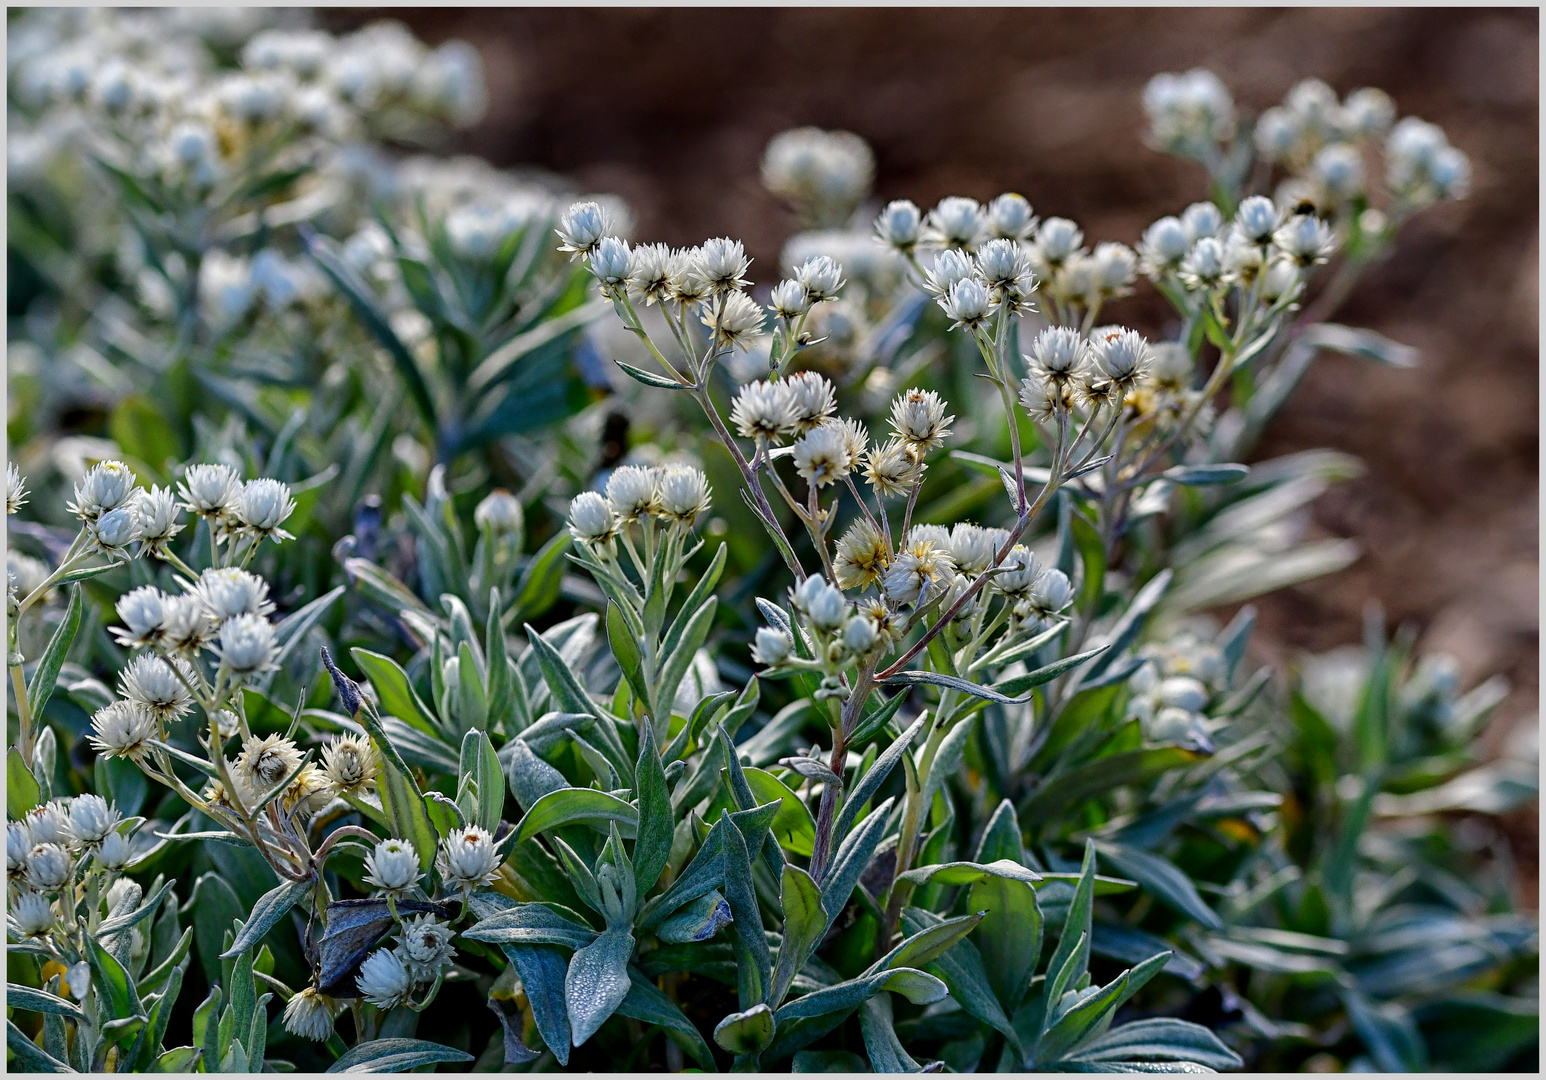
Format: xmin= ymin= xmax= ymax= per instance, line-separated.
xmin=236 ymin=479 xmax=296 ymax=541
xmin=90 ymin=701 xmax=156 ymax=762
xmin=568 ymin=491 xmax=616 ymax=544
xmin=1260 ymin=258 xmax=1303 ymax=303
xmin=474 ymin=490 xmax=524 ymax=537
xmin=974 ymin=239 xmax=1038 ymax=307
xmin=556 ymin=201 xmax=614 ymax=258
xmin=1090 ymin=242 xmax=1137 ymax=297
xmin=1254 ymin=106 xmax=1301 ymax=162
xmin=25 ymin=843 xmax=73 ymax=892
xmin=178 ymin=463 xmax=242 ymax=517
xmin=625 ymin=242 xmax=674 ymax=306
xmin=1034 ymin=218 xmax=1083 ymax=265
xmin=96 ymin=830 xmax=135 ymax=871
xmin=1272 ymin=214 xmax=1337 ymax=267
xmin=1425 ymin=146 xmax=1471 ymax=201
xmin=700 ymin=290 xmax=766 ymax=350
xmin=761 ymin=127 xmax=874 ymax=225
xmin=234 ymin=733 xmax=304 ymax=802
xmin=656 ymin=466 xmax=711 ymax=526
xmin=1179 ymin=236 xmax=1227 ymax=291
xmin=883 ymin=539 xmax=956 ymax=608
xmin=10 ymin=891 xmax=54 ymax=937
xmin=863 ymin=439 xmax=922 ymax=499
xmin=91 ymin=505 xmax=142 ymax=552
xmin=986 ymin=193 xmax=1037 ymax=241
xmin=111 ymin=586 xmax=166 ymax=649
xmin=889 ymin=389 xmax=954 ymax=452
xmin=322 ymin=734 xmax=378 ymax=793
xmin=1234 ymin=196 xmax=1281 ymax=245
xmin=5 ymin=465 xmax=26 ymax=515
xmin=120 ymin=655 xmax=194 ymax=723
xmin=7 ymin=823 xmax=31 ymax=882
xmin=282 ymin=986 xmax=339 ymax=1041
xmin=1149 ymin=344 xmax=1194 ymax=391
xmin=590 ymin=236 xmax=632 ymax=286
xmin=357 ymin=948 xmax=414 ymax=1010
xmin=833 ymin=518 xmax=890 ymax=592
xmin=1090 ymin=328 xmax=1152 ymax=386
xmin=1342 ymin=87 xmax=1395 ymax=138
xmin=751 ymin=626 xmax=794 ymax=666
xmin=1159 ymin=676 xmax=1209 ymax=713
xmin=806 ymin=582 xmax=849 ymax=632
xmin=939 ymin=276 xmax=996 ymax=331
xmin=992 ymin=545 xmax=1042 ymax=597
xmin=793 ymin=256 xmax=844 ymax=302
xmin=925 ymin=196 xmax=984 ymax=249
xmin=364 ymin=838 xmax=423 ymax=894
xmin=436 ymin=824 xmax=501 ymax=892
xmin=771 ymin=372 xmax=831 ymax=437
xmin=922 ymin=248 xmax=976 ymax=298
xmin=769 ymin=279 xmax=810 ymax=319
xmin=1312 ymin=143 xmax=1364 ymax=199
xmin=158 ymin=593 xmax=217 ymax=657
xmin=168 ymin=121 xmax=215 ymax=167
xmin=695 ymin=238 xmax=752 ymax=296
xmin=397 ymin=913 xmax=456 ymax=982
xmin=606 ymin=465 xmax=660 ymax=523
xmin=731 ymin=380 xmax=797 ymax=442
xmin=24 ymin=802 xmax=73 ymax=848
xmin=216 ymin=613 xmax=279 ymax=675
xmin=1181 ymin=202 xmax=1225 ymax=243
xmin=791 ymin=423 xmax=852 ymax=489
xmin=134 ymin=486 xmax=184 ymax=550
xmin=1143 ymin=69 xmax=1235 ymax=154
xmin=1027 ymin=569 xmax=1074 ymax=617
xmin=1139 ymin=216 xmax=1191 ymax=274
xmin=874 ymin=200 xmax=922 ymax=252
xmin=946 ymin=523 xmax=1006 ymax=577
xmin=1027 ymin=326 xmax=1088 ymax=382
xmin=69 ymin=465 xmax=139 ymax=524
xmin=68 ymin=795 xmax=120 ymax=847
xmin=666 ymin=246 xmax=712 ymax=303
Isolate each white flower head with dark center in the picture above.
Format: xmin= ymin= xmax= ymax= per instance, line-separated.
xmin=889 ymin=389 xmax=954 ymax=453
xmin=875 ymin=199 xmax=922 ymax=252
xmin=216 ymin=613 xmax=279 ymax=675
xmin=10 ymin=890 xmax=54 ymax=937
xmin=863 ymin=439 xmax=922 ymax=499
xmin=556 ymin=201 xmax=614 ymax=259
xmin=731 ymin=380 xmax=798 ymax=443
xmin=134 ymin=486 xmax=184 ymax=550
xmin=626 ymin=242 xmax=674 ymax=306
xmin=793 ymin=255 xmax=845 ymax=302
xmin=25 ymin=843 xmax=73 ymax=892
xmin=178 ymin=463 xmax=242 ymax=519
xmin=589 ymin=236 xmax=632 ymax=287
xmin=568 ymin=491 xmax=616 ymax=544
xmin=606 ymin=465 xmax=659 ymax=524
xmin=925 ymin=196 xmax=984 ymax=250
xmin=832 ymin=417 xmax=869 ymax=462
xmin=1272 ymin=214 xmax=1337 ymax=267
xmin=751 ymin=626 xmax=793 ymax=666
xmin=987 ymin=193 xmax=1037 ymax=240
xmin=112 ymin=586 xmax=167 ymax=649
xmin=234 ymin=733 xmax=304 ymax=804
xmin=1139 ymin=216 xmax=1191 ymax=275
xmin=1027 ymin=326 xmax=1088 ymax=383
xmin=833 ymin=517 xmax=891 ymax=592
xmin=6 ymin=465 xmax=27 ymax=515
xmin=700 ymin=290 xmax=766 ymax=351
xmin=357 ymin=948 xmax=414 ymax=1010
xmin=283 ymin=986 xmax=339 ymax=1042
xmin=364 ymin=838 xmax=423 ymax=894
xmin=695 ymin=237 xmax=752 ymax=296
xmin=992 ymin=545 xmax=1042 ymax=597
xmin=67 ymin=460 xmax=137 ymax=522
xmin=322 ymin=734 xmax=379 ymax=794
xmin=90 ymin=701 xmax=156 ymax=762
xmin=922 ymin=248 xmax=976 ymax=299
xmin=236 ymin=478 xmax=296 ymax=542
xmin=656 ymin=466 xmax=712 ymax=526
xmin=1234 ymin=196 xmax=1281 ymax=244
xmin=68 ymin=795 xmax=120 ymax=847
xmin=769 ymin=279 xmax=811 ymax=319
xmin=197 ymin=567 xmax=275 ymax=621
xmin=437 ymin=824 xmax=501 ymax=892
xmin=119 ymin=655 xmax=194 ymax=724
xmin=474 ymin=490 xmax=524 ymax=537
xmin=947 ymin=523 xmax=1007 ymax=577
xmin=1035 ymin=218 xmax=1084 ymax=266
xmin=284 ymin=763 xmax=336 ymax=818
xmin=1090 ymin=327 xmax=1152 ymax=386
xmin=785 ymin=372 xmax=838 ymax=436
xmin=883 ymin=538 xmax=957 ymax=608
xmin=398 ymin=913 xmax=457 ymax=983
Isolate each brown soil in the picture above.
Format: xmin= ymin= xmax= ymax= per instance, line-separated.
xmin=329 ymin=7 xmax=1539 ymax=836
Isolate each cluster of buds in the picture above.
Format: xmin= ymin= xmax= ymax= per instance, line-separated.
xmin=761 ymin=126 xmax=876 ymax=229
xmin=752 ymin=575 xmax=896 ymax=696
xmin=1129 ymin=629 xmax=1232 ymax=753
xmin=567 ymin=462 xmax=713 ymax=548
xmin=1140 ymin=195 xmax=1329 ymax=304
xmin=1142 ymin=68 xmax=1237 ymax=161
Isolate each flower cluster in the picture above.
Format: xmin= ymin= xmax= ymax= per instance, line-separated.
xmin=761 ymin=126 xmax=877 ymax=229
xmin=568 ymin=462 xmax=713 ymax=545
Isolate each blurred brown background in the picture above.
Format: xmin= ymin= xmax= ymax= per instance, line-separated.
xmin=328 ymin=8 xmax=1539 ymax=744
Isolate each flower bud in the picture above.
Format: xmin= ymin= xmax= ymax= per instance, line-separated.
xmin=1035 ymin=218 xmax=1083 ymax=264
xmin=1028 ymin=568 xmax=1074 ymax=615
xmin=1180 ymin=201 xmax=1225 ymax=242
xmin=1234 ymin=196 xmax=1280 ymax=244
xmin=1139 ymin=216 xmax=1191 ymax=271
xmin=751 ymin=626 xmax=794 ymax=666
xmin=217 ymin=614 xmax=279 ymax=675
xmin=236 ymin=478 xmax=296 ymax=539
xmin=474 ymin=490 xmax=524 ymax=537
xmin=986 ymin=193 xmax=1036 ymax=240
xmin=68 ymin=795 xmax=120 ymax=847
xmin=874 ymin=199 xmax=922 ymax=251
xmin=96 ymin=830 xmax=135 ymax=871
xmin=26 ymin=843 xmax=73 ymax=892
xmin=11 ymin=891 xmax=54 ymax=937
xmin=92 ymin=506 xmax=141 ymax=551
xmin=841 ymin=615 xmax=877 ymax=655
xmin=1158 ymin=676 xmax=1209 ymax=713
xmin=770 ymin=279 xmax=811 ymax=319
xmin=556 ymin=201 xmax=614 ymax=258
xmin=590 ymin=236 xmax=633 ymax=285
xmin=568 ymin=491 xmax=615 ymax=543
xmin=793 ymin=255 xmax=845 ymax=302
xmin=807 ymin=584 xmax=848 ymax=632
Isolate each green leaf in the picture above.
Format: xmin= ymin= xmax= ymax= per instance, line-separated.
xmin=900 ymin=908 xmax=1022 ymax=1060
xmin=7 ymin=1018 xmax=72 ymax=1072
xmin=27 ymin=584 xmax=82 ymax=719
xmin=872 ymin=912 xmax=984 ymax=974
xmin=151 ymin=1046 xmax=201 ymax=1072
xmin=769 ymin=865 xmax=824 ymax=1007
xmin=1078 ymin=569 xmax=1172 ymax=684
xmin=350 ymin=649 xmax=439 ymax=737
xmin=324 ymin=1038 xmax=474 ymax=1073
xmin=523 ymin=623 xmax=604 ymax=720
xmin=1042 ymin=843 xmax=1098 ymax=1015
xmin=714 ymin=1003 xmax=775 ymax=1054
xmin=465 ymin=902 xmax=599 ymax=950
xmin=376 ymin=750 xmax=439 ymax=875
xmin=834 ymin=715 xmax=926 ymax=847
xmin=139 ymin=926 xmax=193 ymax=994
xmin=457 ymin=640 xmax=489 ymax=735
xmin=721 ymin=808 xmax=773 ymax=1010
xmin=192 ymin=984 xmax=221 ymax=1070
xmin=1094 ymin=842 xmax=1221 ymax=930
xmin=880 ymin=668 xmax=1031 ymax=705
xmin=607 ymin=600 xmax=651 ymax=711
xmin=860 ymin=993 xmax=925 ymax=1073
xmin=513 ymin=788 xmax=639 ymax=844
xmin=846 ymin=690 xmax=908 ymax=748
xmin=990 ymin=645 xmax=1110 ymax=697
xmin=822 ymin=797 xmax=896 ymax=931
xmin=1067 ymin=511 xmax=1105 ymax=617
xmin=897 ymin=859 xmax=1042 ymax=888
xmin=745 ymin=768 xmax=816 ymax=858
xmin=6 ymin=984 xmax=85 ymax=1022
xmin=1162 ymin=463 xmax=1249 ymax=486
xmin=657 ymin=890 xmax=733 ymax=944
xmin=565 ymin=926 xmax=635 ymax=1047
xmin=218 ymin=879 xmax=311 ymax=960
xmin=632 ymin=721 xmax=673 ymax=895
xmin=617 ymin=968 xmax=715 ymax=1067
xmin=614 ymin=359 xmax=690 ymax=390
xmin=1037 ymin=970 xmax=1131 ymax=1063
xmin=775 ymin=967 xmax=947 ymax=1023
xmin=461 ymin=730 xmax=505 ymax=834
xmin=510 ymin=532 xmax=571 ymax=625
xmin=1018 ymin=748 xmax=1198 ymax=825
xmin=971 ymin=872 xmax=1043 ymax=1013
xmin=1068 ymin=1018 xmax=1243 ymax=1070
xmin=656 ymin=598 xmax=718 ymax=722
xmin=85 ymin=921 xmax=142 ymax=1020
xmin=7 ymin=749 xmax=40 ymax=819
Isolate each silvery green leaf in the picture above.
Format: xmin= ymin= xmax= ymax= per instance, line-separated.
xmin=657 ymin=890 xmax=733 ymax=945
xmin=513 ymin=788 xmax=639 ymax=843
xmin=1162 ymin=463 xmax=1249 ymax=486
xmin=1167 ymin=539 xmax=1360 ymax=613
xmin=713 ymin=1002 xmax=775 ymax=1054
xmin=324 ymin=1038 xmax=474 ymax=1074
xmin=1068 ymin=1017 xmax=1244 ymax=1070
xmin=833 ymin=714 xmax=925 ymax=846
xmin=1094 ymin=842 xmax=1221 ymax=930
xmin=565 ymin=926 xmax=635 ymax=1047
xmin=821 ymin=797 xmax=895 ymax=932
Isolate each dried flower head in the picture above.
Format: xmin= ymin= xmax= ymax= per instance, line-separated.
xmin=695 ymin=237 xmax=753 ymax=296
xmin=833 ymin=518 xmax=891 ymax=592
xmin=863 ymin=438 xmax=922 ymax=499
xmin=762 ymin=127 xmax=875 ymax=226
xmin=784 ymin=372 xmax=838 ymax=436
xmin=992 ymin=545 xmax=1043 ymax=597
xmin=1090 ymin=327 xmax=1153 ymax=387
xmin=889 ymin=389 xmax=954 ymax=452
xmin=282 ymin=986 xmax=340 ymax=1042
xmin=883 ymin=538 xmax=957 ymax=608
xmin=234 ymin=733 xmax=305 ymax=800
xmin=626 ymin=242 xmax=675 ymax=306
xmin=397 ymin=913 xmax=456 ymax=982
xmin=1027 ymin=326 xmax=1088 ymax=383
xmin=321 ymin=734 xmax=379 ymax=793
